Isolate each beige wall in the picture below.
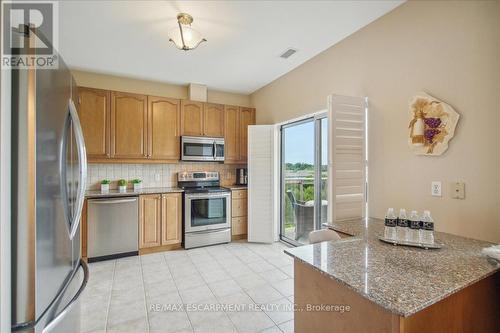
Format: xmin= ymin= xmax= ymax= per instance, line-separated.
xmin=251 ymin=1 xmax=500 ymax=242
xmin=71 ymin=70 xmax=251 ymax=107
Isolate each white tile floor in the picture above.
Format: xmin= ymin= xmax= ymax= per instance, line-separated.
xmin=81 ymin=241 xmax=295 ymax=333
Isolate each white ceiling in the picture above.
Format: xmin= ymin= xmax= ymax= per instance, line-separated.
xmin=59 ymin=1 xmax=403 ymax=94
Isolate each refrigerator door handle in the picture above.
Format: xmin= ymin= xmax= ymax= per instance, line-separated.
xmin=68 ymin=98 xmax=87 ymax=240
xmin=42 ymin=259 xmax=89 ymax=333
xmin=11 ymin=260 xmax=89 ymax=332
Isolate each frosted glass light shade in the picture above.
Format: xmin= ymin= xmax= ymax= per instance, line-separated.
xmin=169 ymin=24 xmax=206 ymax=51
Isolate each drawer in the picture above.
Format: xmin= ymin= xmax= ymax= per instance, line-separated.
xmin=232 ymin=198 xmax=247 ymax=217
xmin=232 ymin=217 xmax=247 ymax=236
xmin=231 ymin=189 xmax=247 ymax=199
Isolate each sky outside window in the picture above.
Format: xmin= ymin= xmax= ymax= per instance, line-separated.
xmin=283 ymin=119 xmax=328 ymax=165
xmin=284 ymin=121 xmax=315 ymax=165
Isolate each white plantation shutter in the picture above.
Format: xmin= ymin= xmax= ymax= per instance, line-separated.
xmin=248 ymin=125 xmax=275 ymax=243
xmin=328 ymin=95 xmax=368 ymax=222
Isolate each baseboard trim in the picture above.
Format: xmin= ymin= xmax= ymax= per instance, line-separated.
xmin=139 ymin=243 xmax=182 ymax=255
xmin=231 ymin=234 xmax=247 ymax=241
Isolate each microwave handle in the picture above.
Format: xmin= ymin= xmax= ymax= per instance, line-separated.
xmin=213 ymin=141 xmax=217 ymax=159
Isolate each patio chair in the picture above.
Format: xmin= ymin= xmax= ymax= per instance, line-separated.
xmin=286 ymin=190 xmax=314 ymax=241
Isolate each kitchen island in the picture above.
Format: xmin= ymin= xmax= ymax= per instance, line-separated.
xmin=285 ymin=218 xmax=500 ymax=333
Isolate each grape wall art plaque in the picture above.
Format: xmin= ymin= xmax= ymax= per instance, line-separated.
xmin=408 ymin=92 xmax=459 ymax=156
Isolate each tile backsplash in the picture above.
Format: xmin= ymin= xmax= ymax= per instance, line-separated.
xmin=86 ymin=163 xmax=246 ymax=190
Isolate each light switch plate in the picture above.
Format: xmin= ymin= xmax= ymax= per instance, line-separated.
xmin=451 ymin=182 xmax=465 ymax=199
xmin=431 ymin=181 xmax=442 ymax=197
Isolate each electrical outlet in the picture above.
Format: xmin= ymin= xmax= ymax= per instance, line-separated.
xmin=431 ymin=181 xmax=442 ymax=197
xmin=155 ymin=173 xmax=161 ymax=181
xmin=451 ymin=182 xmax=465 ymax=199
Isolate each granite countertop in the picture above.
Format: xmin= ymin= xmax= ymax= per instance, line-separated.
xmin=285 ymin=218 xmax=500 ymax=317
xmin=85 ymin=187 xmax=184 ymax=198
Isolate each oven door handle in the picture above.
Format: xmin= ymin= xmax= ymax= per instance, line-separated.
xmin=188 ymin=228 xmax=231 ymax=235
xmin=185 ymin=192 xmax=231 ymax=199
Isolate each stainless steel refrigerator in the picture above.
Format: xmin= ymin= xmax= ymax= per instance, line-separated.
xmin=11 ymin=25 xmax=89 ymax=333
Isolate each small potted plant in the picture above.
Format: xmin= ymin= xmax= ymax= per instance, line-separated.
xmin=100 ymin=179 xmax=111 ymax=193
xmin=131 ymin=179 xmax=142 ymax=192
xmin=117 ymin=179 xmax=127 ymax=193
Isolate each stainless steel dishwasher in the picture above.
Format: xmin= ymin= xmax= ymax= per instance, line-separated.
xmin=87 ymin=196 xmax=139 ymax=262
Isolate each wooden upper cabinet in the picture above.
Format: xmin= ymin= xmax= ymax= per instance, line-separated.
xmin=161 ymin=193 xmax=182 ymax=245
xmin=148 ymin=96 xmax=180 ymax=160
xmin=180 ymin=100 xmax=204 ymax=136
xmin=239 ymin=107 xmax=256 ymax=162
xmin=224 ymin=105 xmax=240 ymax=163
xmin=139 ymin=194 xmax=161 ymax=249
xmin=77 ymin=87 xmax=110 ymax=159
xmin=203 ymin=103 xmax=224 ymax=137
xmin=78 ymin=85 xmax=255 ymax=164
xmin=110 ymin=92 xmax=148 ymax=158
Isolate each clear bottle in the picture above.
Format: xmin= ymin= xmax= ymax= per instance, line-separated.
xmin=384 ymin=208 xmax=397 ymax=240
xmin=408 ymin=210 xmax=421 ymax=243
xmin=396 ymin=209 xmax=409 ymax=242
xmin=420 ymin=210 xmax=435 ymax=245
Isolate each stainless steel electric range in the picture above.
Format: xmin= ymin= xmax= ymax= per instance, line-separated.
xmin=178 ymin=171 xmax=231 ymax=249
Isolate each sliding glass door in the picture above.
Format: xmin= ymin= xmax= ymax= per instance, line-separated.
xmin=280 ymin=114 xmax=328 ymax=245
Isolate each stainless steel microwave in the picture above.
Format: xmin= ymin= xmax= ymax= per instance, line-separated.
xmin=181 ymin=136 xmax=225 ymax=161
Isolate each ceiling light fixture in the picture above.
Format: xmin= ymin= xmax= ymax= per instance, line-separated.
xmin=169 ymin=13 xmax=206 ymax=51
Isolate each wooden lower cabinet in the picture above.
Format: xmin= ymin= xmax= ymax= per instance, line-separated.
xmin=231 ymin=189 xmax=248 ymax=238
xmin=139 ymin=193 xmax=182 ymax=251
xmin=139 ymin=194 xmax=162 ymax=248
xmin=161 ymin=193 xmax=182 ymax=245
xmin=232 ymin=217 xmax=247 ymax=236
xmin=232 ymin=198 xmax=248 ymax=218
